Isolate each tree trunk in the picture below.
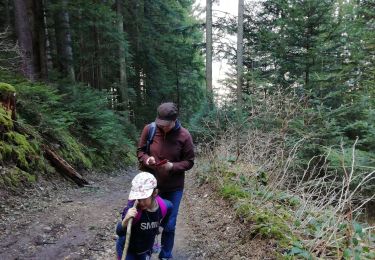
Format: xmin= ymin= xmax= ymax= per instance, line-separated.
xmin=4 ymin=0 xmax=11 ymax=29
xmin=44 ymin=146 xmax=89 ymax=187
xmin=116 ymin=0 xmax=129 ymax=110
xmin=31 ymin=0 xmax=49 ymax=79
xmin=236 ymin=0 xmax=244 ymax=161
xmin=135 ymin=0 xmax=144 ymax=117
xmin=176 ymin=60 xmax=180 ymax=113
xmin=236 ymin=0 xmax=244 ymax=106
xmin=14 ymin=0 xmax=36 ymax=81
xmin=43 ymin=0 xmax=54 ymax=75
xmin=93 ymin=24 xmax=102 ymax=89
xmin=206 ymin=0 xmax=213 ymax=104
xmin=77 ymin=8 xmax=85 ymax=82
xmin=36 ymin=0 xmax=49 ymax=79
xmin=53 ymin=0 xmax=75 ymax=82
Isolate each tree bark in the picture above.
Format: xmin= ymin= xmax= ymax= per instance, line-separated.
xmin=27 ymin=0 xmax=49 ymax=80
xmin=236 ymin=0 xmax=244 ymax=161
xmin=4 ymin=0 xmax=11 ymax=29
xmin=176 ymin=60 xmax=180 ymax=113
xmin=134 ymin=0 xmax=144 ymax=119
xmin=53 ymin=0 xmax=75 ymax=82
xmin=116 ymin=0 xmax=129 ymax=110
xmin=14 ymin=0 xmax=36 ymax=81
xmin=33 ymin=0 xmax=49 ymax=79
xmin=206 ymin=0 xmax=213 ymax=104
xmin=93 ymin=24 xmax=102 ymax=89
xmin=43 ymin=0 xmax=54 ymax=75
xmin=236 ymin=0 xmax=244 ymax=106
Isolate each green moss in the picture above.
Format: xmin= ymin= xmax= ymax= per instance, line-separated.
xmin=0 ymin=131 xmax=45 ymax=173
xmin=0 ymin=140 xmax=12 ymax=159
xmin=218 ymin=174 xmax=294 ymax=249
xmin=25 ymin=172 xmax=36 ymax=183
xmin=220 ymin=182 xmax=249 ymax=199
xmin=6 ymin=131 xmax=31 ymax=147
xmin=252 ymin=210 xmax=290 ymax=240
xmin=0 ymin=106 xmax=13 ymax=129
xmin=4 ymin=132 xmax=36 ymax=169
xmin=59 ymin=132 xmax=92 ymax=169
xmin=235 ymin=200 xmax=256 ymax=222
xmin=0 ymin=82 xmax=16 ymax=93
xmin=3 ymin=175 xmax=12 ymax=186
xmin=0 ymin=167 xmax=37 ymax=187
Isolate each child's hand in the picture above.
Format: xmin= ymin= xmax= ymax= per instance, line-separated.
xmin=125 ymin=207 xmax=137 ymax=220
xmin=122 ymin=207 xmax=137 ymax=227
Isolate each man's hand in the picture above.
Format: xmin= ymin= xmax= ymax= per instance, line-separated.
xmin=146 ymin=156 xmax=156 ymax=166
xmin=122 ymin=207 xmax=137 ymax=227
xmin=160 ymin=161 xmax=173 ymax=171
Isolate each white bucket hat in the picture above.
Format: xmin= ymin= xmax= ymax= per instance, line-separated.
xmin=129 ymin=172 xmax=157 ymax=200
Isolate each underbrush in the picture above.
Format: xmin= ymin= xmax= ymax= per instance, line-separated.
xmin=195 ymin=157 xmax=375 ymax=259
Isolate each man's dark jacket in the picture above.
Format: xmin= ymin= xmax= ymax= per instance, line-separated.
xmin=137 ymin=121 xmax=194 ymax=192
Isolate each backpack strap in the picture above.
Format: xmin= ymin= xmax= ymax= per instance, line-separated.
xmin=131 ymin=196 xmax=166 ymax=225
xmin=133 ymin=209 xmax=142 ymax=224
xmin=145 ymin=122 xmax=157 ymax=154
xmin=156 ymin=195 xmax=168 ymax=219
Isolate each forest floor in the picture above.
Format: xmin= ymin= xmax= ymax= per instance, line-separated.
xmin=0 ymin=168 xmax=276 ymax=260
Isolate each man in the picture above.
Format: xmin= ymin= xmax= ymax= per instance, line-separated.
xmin=137 ymin=102 xmax=194 ymax=260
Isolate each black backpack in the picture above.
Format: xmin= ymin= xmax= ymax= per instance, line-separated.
xmin=144 ymin=122 xmax=157 ymax=154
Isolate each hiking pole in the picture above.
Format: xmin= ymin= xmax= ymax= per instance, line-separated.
xmin=121 ymin=200 xmax=138 ymax=260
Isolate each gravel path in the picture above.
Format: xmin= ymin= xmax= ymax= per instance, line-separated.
xmin=0 ymin=168 xmax=275 ymax=259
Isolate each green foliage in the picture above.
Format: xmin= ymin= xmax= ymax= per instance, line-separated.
xmin=342 ymin=222 xmax=375 ymax=260
xmin=1 ymin=70 xmax=136 ymax=171
xmin=41 ymin=0 xmax=205 ymax=128
xmin=288 ymin=241 xmax=313 ymax=259
xmin=234 ymin=0 xmax=375 ymax=170
xmin=57 ymin=82 xmax=136 ymax=166
xmin=189 ymin=101 xmax=246 ymax=144
xmin=122 ymin=0 xmax=205 ymax=127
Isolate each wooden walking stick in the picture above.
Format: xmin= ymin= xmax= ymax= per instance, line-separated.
xmin=121 ymin=200 xmax=138 ymax=260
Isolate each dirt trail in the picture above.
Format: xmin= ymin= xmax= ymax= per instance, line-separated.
xmin=0 ymin=169 xmax=275 ymax=259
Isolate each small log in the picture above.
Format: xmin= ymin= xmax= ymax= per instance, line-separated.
xmin=43 ymin=146 xmax=89 ymax=186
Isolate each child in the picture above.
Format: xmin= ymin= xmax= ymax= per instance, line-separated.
xmin=116 ymin=171 xmax=173 ymax=260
